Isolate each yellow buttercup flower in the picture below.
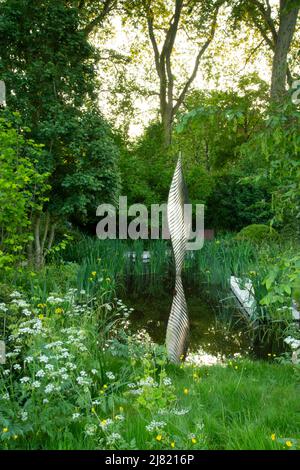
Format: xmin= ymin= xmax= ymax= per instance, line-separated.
xmin=271 ymin=433 xmax=276 ymax=441
xmin=91 ymin=271 xmax=96 ymax=277
xmin=193 ymin=373 xmax=198 ymax=379
xmin=183 ymin=388 xmax=189 ymax=395
xmin=38 ymin=314 xmax=44 ymax=320
xmin=156 ymin=435 xmax=162 ymax=441
xmin=191 ymin=438 xmax=197 ymax=444
xmin=37 ymin=303 xmax=46 ymax=308
xmin=285 ymin=441 xmax=293 ymax=448
xmin=2 ymin=428 xmax=8 ymax=433
xmin=55 ymin=307 xmax=63 ymax=314
xmin=13 ymin=435 xmax=18 ymax=440
xmin=170 ymin=441 xmax=175 ymax=448
xmin=103 ymin=384 xmax=108 ymax=389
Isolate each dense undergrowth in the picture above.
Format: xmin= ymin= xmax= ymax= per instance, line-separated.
xmin=0 ymin=288 xmax=299 ymax=450
xmin=0 ymin=235 xmax=299 ymax=450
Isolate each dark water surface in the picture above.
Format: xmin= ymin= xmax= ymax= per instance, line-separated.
xmin=123 ymin=287 xmax=254 ymax=364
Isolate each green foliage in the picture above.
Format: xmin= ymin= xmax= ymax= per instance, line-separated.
xmin=174 ymin=78 xmax=268 ymax=171
xmin=170 ymin=80 xmax=272 ymax=230
xmin=236 ymin=224 xmax=279 ymax=243
xmin=120 ymin=122 xmax=173 ymax=206
xmin=0 ymin=112 xmax=49 ymax=269
xmin=260 ymin=252 xmax=300 ymax=307
xmin=58 ymin=109 xmax=120 ymax=224
xmin=205 ymin=173 xmax=272 ymax=231
xmin=240 ymin=100 xmax=300 ymax=234
xmin=0 ymin=285 xmax=299 ymax=450
xmin=0 ymin=0 xmax=120 ymax=227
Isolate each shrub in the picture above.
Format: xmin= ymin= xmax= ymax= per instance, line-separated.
xmin=236 ymin=224 xmax=279 ymax=243
xmin=205 ymin=174 xmax=272 ymax=231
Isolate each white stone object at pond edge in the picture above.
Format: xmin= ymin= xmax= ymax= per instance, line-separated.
xmin=126 ymin=251 xmax=151 ymax=263
xmin=230 ymin=276 xmax=300 ymax=324
xmin=126 ymin=250 xmax=172 ymax=263
xmin=230 ymin=276 xmax=257 ymax=318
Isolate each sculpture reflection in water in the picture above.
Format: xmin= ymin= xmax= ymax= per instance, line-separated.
xmin=166 ymin=153 xmax=191 ymax=363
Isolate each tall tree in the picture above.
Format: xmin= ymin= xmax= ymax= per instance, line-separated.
xmin=123 ymin=0 xmax=224 ymax=146
xmin=0 ymin=0 xmax=119 ymax=267
xmin=231 ymin=0 xmax=300 ymax=101
xmin=270 ymin=0 xmax=299 ymax=101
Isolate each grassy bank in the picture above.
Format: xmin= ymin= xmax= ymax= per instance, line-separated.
xmin=0 ymin=235 xmax=299 ymax=450
xmin=0 ymin=285 xmax=299 ymax=450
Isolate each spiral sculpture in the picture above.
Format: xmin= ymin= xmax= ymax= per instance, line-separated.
xmin=166 ymin=154 xmax=190 ymax=363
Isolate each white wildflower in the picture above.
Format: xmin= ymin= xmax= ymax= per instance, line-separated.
xmin=45 ymin=384 xmax=55 ymax=394
xmin=36 ymin=370 xmax=46 ymax=378
xmin=10 ymin=291 xmax=22 ymax=298
xmin=115 ymin=414 xmax=125 ymax=421
xmin=21 ymin=411 xmax=28 ymax=421
xmin=24 ymin=356 xmax=34 ymax=363
xmin=32 ymin=381 xmax=41 ymax=389
xmin=85 ymin=424 xmax=97 ymax=436
xmin=39 ymin=355 xmax=49 ymax=363
xmin=162 ymin=377 xmax=172 ymax=386
xmin=106 ymin=371 xmax=115 ymax=381
xmin=172 ymin=408 xmax=190 ymax=416
xmin=20 ymin=377 xmax=31 ymax=383
xmin=99 ymin=418 xmax=113 ymax=430
xmin=146 ymin=420 xmax=166 ymax=432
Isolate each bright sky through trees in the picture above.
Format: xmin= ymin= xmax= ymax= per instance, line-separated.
xmin=95 ymin=4 xmax=274 ymax=137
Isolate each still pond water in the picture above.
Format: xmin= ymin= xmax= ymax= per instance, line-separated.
xmin=123 ymin=287 xmax=256 ymax=365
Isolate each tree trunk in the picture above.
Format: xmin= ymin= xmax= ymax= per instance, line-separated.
xmin=270 ymin=0 xmax=299 ymax=102
xmin=162 ymin=105 xmax=173 ymax=147
xmin=31 ymin=212 xmax=56 ymax=269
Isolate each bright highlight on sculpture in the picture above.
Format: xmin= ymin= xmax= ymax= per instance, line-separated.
xmin=166 ymin=153 xmax=190 ymax=363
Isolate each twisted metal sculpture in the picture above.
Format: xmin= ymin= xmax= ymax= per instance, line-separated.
xmin=166 ymin=154 xmax=190 ymax=363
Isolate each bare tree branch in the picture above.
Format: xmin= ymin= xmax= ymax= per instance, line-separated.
xmin=251 ymin=0 xmax=278 ymax=44
xmin=83 ymin=0 xmax=117 ymax=36
xmin=173 ymin=4 xmax=220 ymax=115
xmin=146 ymin=15 xmax=161 ymax=77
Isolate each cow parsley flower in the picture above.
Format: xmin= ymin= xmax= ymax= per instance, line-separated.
xmin=106 ymin=371 xmax=115 ymax=381
xmin=146 ymin=420 xmax=166 ymax=432
xmin=20 ymin=377 xmax=31 ymax=383
xmin=32 ymin=381 xmax=41 ymax=389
